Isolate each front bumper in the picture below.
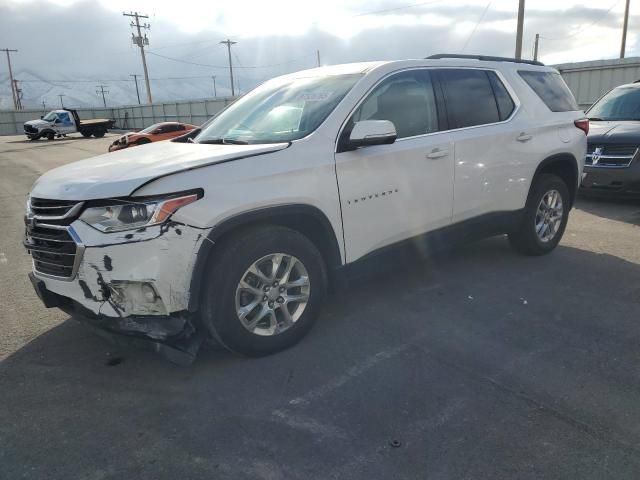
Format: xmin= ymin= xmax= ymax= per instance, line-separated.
xmin=27 ymin=219 xmax=211 ymax=361
xmin=108 ymin=141 xmax=130 ymax=152
xmin=580 ymin=162 xmax=640 ymax=197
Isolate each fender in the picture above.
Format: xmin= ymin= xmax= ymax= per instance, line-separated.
xmin=187 ymin=203 xmax=343 ymax=312
xmin=531 ymin=153 xmax=579 ymax=206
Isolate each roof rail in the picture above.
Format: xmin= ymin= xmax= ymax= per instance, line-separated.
xmin=426 ymin=54 xmax=544 ymax=67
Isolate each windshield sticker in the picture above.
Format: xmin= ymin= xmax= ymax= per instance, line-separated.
xmin=297 ymin=91 xmax=333 ymax=102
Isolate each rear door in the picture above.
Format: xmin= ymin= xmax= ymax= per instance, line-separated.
xmin=335 ymin=68 xmax=455 ymax=262
xmin=435 ymin=68 xmax=535 ymax=222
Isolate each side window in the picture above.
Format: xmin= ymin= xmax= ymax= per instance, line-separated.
xmin=488 ymin=72 xmax=515 ymax=120
xmin=518 ymin=70 xmax=579 ymax=112
xmin=349 ymin=70 xmax=439 ymax=139
xmin=439 ymin=69 xmax=500 ymax=128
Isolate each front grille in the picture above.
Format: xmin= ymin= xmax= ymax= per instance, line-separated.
xmin=586 ymin=144 xmax=637 ymax=168
xmin=30 ymin=198 xmax=82 ymax=219
xmin=24 ymin=124 xmax=37 ymax=134
xmin=25 ymin=198 xmax=84 ymax=280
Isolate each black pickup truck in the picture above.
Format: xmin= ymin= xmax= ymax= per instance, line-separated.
xmin=23 ymin=109 xmax=115 ymax=141
xmin=581 ymin=82 xmax=640 ymax=197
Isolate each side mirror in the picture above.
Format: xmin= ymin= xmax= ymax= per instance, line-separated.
xmin=40 ymin=115 xmax=44 ymax=119
xmin=349 ymin=120 xmax=397 ymax=148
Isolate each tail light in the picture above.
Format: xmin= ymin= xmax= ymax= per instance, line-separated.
xmin=574 ymin=118 xmax=589 ymax=135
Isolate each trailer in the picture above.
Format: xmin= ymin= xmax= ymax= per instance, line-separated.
xmin=23 ymin=109 xmax=115 ymax=141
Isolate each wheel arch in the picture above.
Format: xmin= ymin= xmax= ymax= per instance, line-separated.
xmin=187 ymin=204 xmax=343 ymax=312
xmin=531 ymin=153 xmax=579 ymax=207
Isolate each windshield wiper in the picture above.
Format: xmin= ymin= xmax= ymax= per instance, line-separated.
xmin=197 ymin=138 xmax=249 ymax=145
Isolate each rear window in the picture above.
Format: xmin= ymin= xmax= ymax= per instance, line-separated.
xmin=518 ymin=71 xmax=579 ymax=112
xmin=439 ymin=69 xmax=500 ymax=128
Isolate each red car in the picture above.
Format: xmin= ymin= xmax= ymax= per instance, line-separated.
xmin=108 ymin=122 xmax=198 ymax=152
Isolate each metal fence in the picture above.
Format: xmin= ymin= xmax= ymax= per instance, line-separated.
xmin=0 ymin=97 xmax=236 ymax=136
xmin=553 ymin=57 xmax=640 ymax=110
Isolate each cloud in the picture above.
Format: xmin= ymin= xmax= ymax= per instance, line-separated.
xmin=1 ymin=0 xmax=639 ymax=108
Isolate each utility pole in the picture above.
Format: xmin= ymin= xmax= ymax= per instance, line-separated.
xmin=1 ymin=48 xmax=18 ymax=110
xmin=220 ymin=39 xmax=237 ymax=96
xmin=316 ymin=50 xmax=321 ymax=67
xmin=515 ymin=0 xmax=525 ymax=59
xmin=58 ymin=94 xmax=65 ymax=108
xmin=621 ymin=0 xmax=631 ymax=58
xmin=533 ymin=33 xmax=540 ymax=62
xmin=130 ymin=74 xmax=141 ymax=104
xmin=13 ymin=79 xmax=23 ymax=110
xmin=96 ymin=84 xmax=109 ymax=108
xmin=123 ymin=11 xmax=153 ymax=103
xmin=212 ymin=75 xmax=217 ymax=97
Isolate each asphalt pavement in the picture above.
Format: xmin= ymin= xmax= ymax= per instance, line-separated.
xmin=1 ymin=133 xmax=640 ymax=479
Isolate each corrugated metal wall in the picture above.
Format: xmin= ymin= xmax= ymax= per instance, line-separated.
xmin=554 ymin=57 xmax=640 ymax=110
xmin=0 ymin=97 xmax=236 ymax=136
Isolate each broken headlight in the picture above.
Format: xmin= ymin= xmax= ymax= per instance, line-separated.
xmin=80 ymin=193 xmax=199 ymax=232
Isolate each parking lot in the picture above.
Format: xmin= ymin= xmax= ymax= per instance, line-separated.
xmin=1 ymin=133 xmax=640 ymax=479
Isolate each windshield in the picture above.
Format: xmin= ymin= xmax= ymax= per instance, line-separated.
xmin=139 ymin=123 xmax=163 ymax=134
xmin=195 ymin=74 xmax=362 ymax=144
xmin=42 ymin=111 xmax=57 ymax=122
xmin=587 ymin=87 xmax=640 ymax=120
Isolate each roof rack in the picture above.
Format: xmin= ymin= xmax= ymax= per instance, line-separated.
xmin=426 ymin=54 xmax=544 ymax=67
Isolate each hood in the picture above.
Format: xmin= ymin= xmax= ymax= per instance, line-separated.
xmin=587 ymin=121 xmax=640 ymax=144
xmin=25 ymin=119 xmax=50 ymax=129
xmin=31 ymin=141 xmax=289 ymax=200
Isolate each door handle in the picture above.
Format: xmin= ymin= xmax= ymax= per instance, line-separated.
xmin=517 ymin=132 xmax=533 ymax=142
xmin=426 ymin=148 xmax=449 ymax=159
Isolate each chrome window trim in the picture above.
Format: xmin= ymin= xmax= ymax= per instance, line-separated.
xmin=335 ymin=66 xmax=522 ymax=152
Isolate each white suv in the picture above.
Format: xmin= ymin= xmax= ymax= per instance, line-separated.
xmin=25 ymin=55 xmax=587 ymax=361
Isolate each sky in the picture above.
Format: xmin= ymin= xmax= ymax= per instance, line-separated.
xmin=0 ymin=0 xmax=638 ymax=108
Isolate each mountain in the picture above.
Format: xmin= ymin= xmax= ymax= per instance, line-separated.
xmin=0 ymin=69 xmax=236 ymax=110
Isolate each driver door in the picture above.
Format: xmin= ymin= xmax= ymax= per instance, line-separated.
xmin=55 ymin=111 xmax=76 ymax=135
xmin=334 ymin=69 xmax=454 ymax=262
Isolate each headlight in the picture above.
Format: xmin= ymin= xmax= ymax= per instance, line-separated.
xmin=80 ymin=193 xmax=199 ymax=232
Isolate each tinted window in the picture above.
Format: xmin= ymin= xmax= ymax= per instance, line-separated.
xmin=350 ymin=70 xmax=439 ymax=139
xmin=488 ymin=72 xmax=515 ymax=120
xmin=440 ymin=69 xmax=500 ymax=128
xmin=519 ymin=71 xmax=579 ymax=112
xmin=586 ymin=86 xmax=640 ymax=120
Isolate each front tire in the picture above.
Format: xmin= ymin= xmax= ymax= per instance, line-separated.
xmin=45 ymin=132 xmax=54 ymax=141
xmin=200 ymin=226 xmax=327 ymax=356
xmin=509 ymin=173 xmax=570 ymax=255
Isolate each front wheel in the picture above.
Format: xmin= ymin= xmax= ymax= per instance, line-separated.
xmin=46 ymin=132 xmax=54 ymax=141
xmin=200 ymin=226 xmax=327 ymax=356
xmin=509 ymin=173 xmax=570 ymax=255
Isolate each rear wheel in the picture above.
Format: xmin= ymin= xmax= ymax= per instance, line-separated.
xmin=80 ymin=131 xmax=92 ymax=138
xmin=509 ymin=173 xmax=570 ymax=255
xmin=200 ymin=226 xmax=327 ymax=356
xmin=93 ymin=129 xmax=106 ymax=138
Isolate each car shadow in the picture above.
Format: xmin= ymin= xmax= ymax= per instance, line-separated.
xmin=575 ymin=195 xmax=640 ymax=226
xmin=2 ymin=238 xmax=640 ymax=478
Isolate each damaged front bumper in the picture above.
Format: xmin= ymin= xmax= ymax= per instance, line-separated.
xmin=26 ymin=219 xmax=212 ymax=363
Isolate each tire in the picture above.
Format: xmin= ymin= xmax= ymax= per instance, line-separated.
xmin=28 ymin=135 xmax=39 ymax=141
xmin=200 ymin=226 xmax=328 ymax=356
xmin=46 ymin=132 xmax=54 ymax=141
xmin=93 ymin=130 xmax=106 ymax=138
xmin=509 ymin=173 xmax=570 ymax=256
xmin=80 ymin=131 xmax=92 ymax=138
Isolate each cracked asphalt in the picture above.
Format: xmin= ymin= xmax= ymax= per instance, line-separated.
xmin=1 ymin=133 xmax=640 ymax=479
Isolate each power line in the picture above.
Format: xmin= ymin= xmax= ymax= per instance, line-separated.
xmin=146 ymin=50 xmax=315 ymax=69
xmin=352 ymin=0 xmax=443 ymax=17
xmin=542 ymin=1 xmax=621 ymax=40
xmin=123 ymin=11 xmax=153 ymax=103
xmin=461 ymin=1 xmax=492 ymax=53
